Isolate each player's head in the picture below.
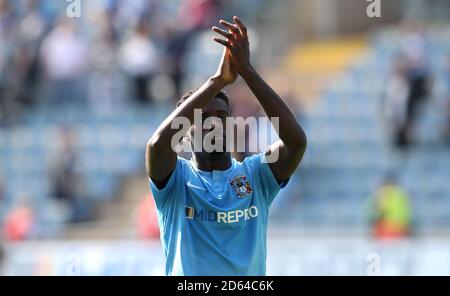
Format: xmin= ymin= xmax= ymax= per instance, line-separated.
xmin=177 ymin=89 xmax=230 ymax=161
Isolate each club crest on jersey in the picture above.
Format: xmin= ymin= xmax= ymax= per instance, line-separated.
xmin=229 ymin=176 xmax=253 ymax=198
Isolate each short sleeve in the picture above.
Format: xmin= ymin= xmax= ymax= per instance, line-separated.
xmin=244 ymin=153 xmax=289 ymax=207
xmin=149 ymin=157 xmax=185 ymax=209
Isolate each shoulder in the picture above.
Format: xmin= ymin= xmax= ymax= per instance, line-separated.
xmin=178 ymin=156 xmax=196 ymax=175
xmin=241 ymin=152 xmax=266 ymax=169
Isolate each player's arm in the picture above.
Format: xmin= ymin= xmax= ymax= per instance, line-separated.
xmin=212 ymin=17 xmax=307 ymax=183
xmin=146 ymin=48 xmax=237 ymax=188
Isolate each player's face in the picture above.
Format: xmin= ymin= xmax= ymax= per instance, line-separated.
xmin=190 ymin=97 xmax=229 ymax=159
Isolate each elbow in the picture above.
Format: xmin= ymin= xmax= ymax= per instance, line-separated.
xmin=146 ymin=135 xmax=162 ymax=176
xmin=292 ymin=130 xmax=307 ymax=154
xmin=146 ymin=138 xmax=154 ymax=155
xmin=301 ymin=131 xmax=307 ymax=151
xmin=147 ymin=134 xmax=162 ymax=153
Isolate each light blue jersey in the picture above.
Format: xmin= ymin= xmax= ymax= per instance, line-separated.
xmin=149 ymin=153 xmax=288 ymax=276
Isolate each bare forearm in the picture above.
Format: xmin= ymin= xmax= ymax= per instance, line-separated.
xmin=241 ymin=66 xmax=307 ymax=150
xmin=146 ymin=77 xmax=224 ymax=179
xmin=212 ymin=16 xmax=306 ymax=181
xmin=146 ymin=45 xmax=237 ymax=180
xmin=149 ymin=77 xmax=225 ymax=149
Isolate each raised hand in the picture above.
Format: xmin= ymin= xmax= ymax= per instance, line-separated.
xmin=213 ymin=46 xmax=238 ymax=86
xmin=212 ymin=16 xmax=251 ymax=76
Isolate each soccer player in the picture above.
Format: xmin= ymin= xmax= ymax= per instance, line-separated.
xmin=145 ymin=16 xmax=307 ymax=275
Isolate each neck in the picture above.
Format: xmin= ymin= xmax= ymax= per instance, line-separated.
xmin=192 ymin=152 xmax=232 ymax=171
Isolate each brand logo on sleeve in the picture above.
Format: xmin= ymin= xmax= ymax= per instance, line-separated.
xmin=186 ymin=181 xmax=207 ymax=191
xmin=229 ymin=176 xmax=253 ymax=198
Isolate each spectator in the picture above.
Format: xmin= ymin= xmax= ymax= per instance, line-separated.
xmin=367 ymin=175 xmax=412 ymax=240
xmin=3 ymin=192 xmax=34 ymax=241
xmin=445 ymin=54 xmax=450 ymax=145
xmin=119 ymin=17 xmax=158 ymax=104
xmin=398 ymin=24 xmax=431 ymax=148
xmin=167 ymin=0 xmax=220 ymax=98
xmin=0 ymin=0 xmax=19 ymax=124
xmin=13 ymin=0 xmax=47 ymax=107
xmin=87 ymin=10 xmax=125 ymax=112
xmin=50 ymin=127 xmax=82 ymax=223
xmin=384 ymin=59 xmax=410 ymax=148
xmin=0 ymin=0 xmax=17 ymax=40
xmin=135 ymin=194 xmax=159 ymax=240
xmin=40 ymin=17 xmax=87 ymax=105
xmin=164 ymin=24 xmax=192 ymax=98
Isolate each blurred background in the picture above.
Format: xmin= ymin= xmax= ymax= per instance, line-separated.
xmin=1 ymin=0 xmax=450 ymax=275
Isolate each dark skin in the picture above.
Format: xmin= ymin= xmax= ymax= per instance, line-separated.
xmin=146 ymin=16 xmax=307 ymax=188
xmin=189 ymin=97 xmax=232 ymax=171
xmin=146 ymin=44 xmax=236 ymax=187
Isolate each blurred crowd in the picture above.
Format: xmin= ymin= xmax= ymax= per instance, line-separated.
xmin=371 ymin=24 xmax=450 ymax=239
xmin=0 ymin=0 xmax=274 ymax=240
xmin=367 ymin=174 xmax=412 ymax=240
xmin=384 ymin=24 xmax=450 ymax=150
xmin=1 ymin=1 xmax=448 ymax=244
xmin=1 ymin=0 xmax=228 ymax=239
xmin=384 ymin=25 xmax=431 ymax=150
xmin=0 ymin=0 xmax=234 ymax=125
